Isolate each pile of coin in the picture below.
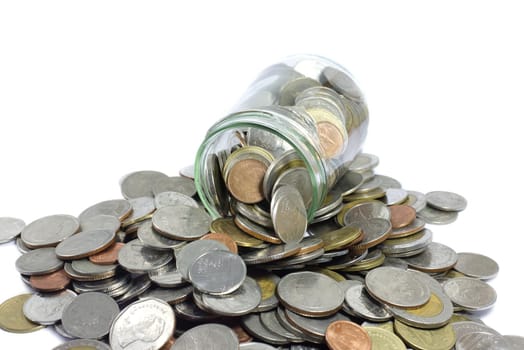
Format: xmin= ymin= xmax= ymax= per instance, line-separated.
xmin=0 ymin=154 xmax=523 ymax=350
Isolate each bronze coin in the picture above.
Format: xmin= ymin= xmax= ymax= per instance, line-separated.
xmin=389 ymin=205 xmax=416 ymax=229
xmin=200 ymin=232 xmax=238 ymax=254
xmin=160 ymin=336 xmax=176 ymax=350
xmin=29 ymin=269 xmax=71 ymax=292
xmin=226 ymin=158 xmax=268 ymax=204
xmin=389 ymin=218 xmax=425 ymax=239
xmin=231 ymin=324 xmax=253 ymax=343
xmin=325 ymin=320 xmax=372 ymax=350
xmin=88 ymin=242 xmax=125 ymax=265
xmin=317 ymin=121 xmax=344 ymax=158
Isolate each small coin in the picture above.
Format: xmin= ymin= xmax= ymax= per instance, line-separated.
xmin=389 ymin=205 xmax=416 ymax=229
xmin=55 ymin=229 xmax=116 ymax=260
xmin=80 ymin=214 xmax=121 ymax=233
xmin=442 ymin=277 xmax=497 ymax=311
xmin=110 ymin=298 xmax=175 ymax=350
xmin=322 ymin=66 xmax=363 ymax=101
xmin=363 ymin=326 xmax=406 ymax=350
xmin=426 ymin=190 xmax=467 ymax=212
xmin=403 ymin=242 xmax=458 ymax=273
xmin=394 ymin=320 xmax=456 ymax=350
xmin=154 ymin=191 xmax=199 ymax=209
xmin=271 ymin=185 xmax=307 ymax=244
xmin=114 ymin=274 xmax=152 ymax=305
xmin=29 ymin=269 xmax=71 ymax=292
xmin=284 ymin=308 xmax=350 ymax=339
xmin=455 ymin=332 xmax=510 ymax=350
xmin=152 ymin=176 xmax=196 ymax=197
xmin=374 ymin=175 xmax=402 ymax=190
xmin=405 ymin=190 xmax=427 ymax=212
xmin=176 ymin=239 xmax=229 ymax=280
xmin=313 ymin=223 xmax=362 ymax=251
xmin=241 ymin=243 xmax=300 ymax=265
xmin=325 ymin=320 xmax=371 ymax=350
xmin=52 ymin=339 xmax=111 ymax=350
xmin=21 ymin=214 xmax=80 ymax=249
xmin=71 ymin=258 xmax=117 ymax=279
xmin=0 ymin=217 xmax=25 ymax=244
xmin=239 ymin=342 xmax=278 ymax=350
xmin=23 ymin=290 xmax=77 ymax=325
xmin=379 ymin=228 xmax=433 ymax=257
xmin=89 ymin=242 xmax=125 ymax=265
xmin=137 ymin=221 xmax=186 ymax=250
xmin=172 ymin=323 xmax=239 ymax=350
xmin=79 ymin=199 xmax=133 ymax=222
xmin=251 ymin=270 xmax=280 ymax=312
xmin=355 ymin=176 xmax=382 ymax=194
xmin=211 ymin=217 xmax=265 ymax=248
xmin=418 ymin=205 xmax=459 ymax=225
xmin=16 ymin=247 xmax=64 ymax=275
xmin=453 ymin=252 xmax=499 ymax=280
xmin=120 ymin=170 xmax=168 ymax=199
xmin=316 ymin=120 xmax=344 ymax=158
xmin=117 ymin=239 xmax=173 ymax=274
xmin=200 ymin=276 xmax=262 ymax=316
xmin=0 ymin=294 xmax=44 ymax=333
xmin=235 ymin=202 xmax=273 ymax=229
xmin=152 ymin=205 xmax=211 ymax=240
xmin=174 ymin=299 xmax=218 ymax=322
xmin=452 ymin=321 xmax=501 ymax=342
xmin=271 ymin=167 xmax=313 ymax=208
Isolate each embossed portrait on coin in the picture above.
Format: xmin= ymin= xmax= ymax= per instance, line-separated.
xmin=117 ymin=314 xmax=165 ymax=349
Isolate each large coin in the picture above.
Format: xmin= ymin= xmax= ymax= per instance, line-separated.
xmin=152 ymin=205 xmax=211 ymax=240
xmin=363 ymin=326 xmax=406 ymax=350
xmin=271 ymin=185 xmax=307 ymax=244
xmin=80 ymin=214 xmax=121 ymax=233
xmin=426 ymin=191 xmax=467 ymax=212
xmin=55 ymin=229 xmax=116 ymax=260
xmin=21 ymin=214 xmax=79 ymax=248
xmin=455 ymin=332 xmax=510 ymax=350
xmin=172 ymin=323 xmax=239 ymax=350
xmin=241 ymin=313 xmax=288 ymax=345
xmin=394 ymin=320 xmax=456 ymax=350
xmin=15 ymin=247 xmax=64 ymax=275
xmin=344 ymin=283 xmax=392 ymax=322
xmin=417 ymin=205 xmax=458 ymax=225
xmin=0 ymin=294 xmax=44 ymax=333
xmin=154 ymin=191 xmax=199 ymax=209
xmin=137 ymin=221 xmax=186 ymax=250
xmin=0 ymin=217 xmax=25 ymax=244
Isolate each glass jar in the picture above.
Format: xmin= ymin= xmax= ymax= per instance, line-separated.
xmin=195 ymin=55 xmax=369 ymax=221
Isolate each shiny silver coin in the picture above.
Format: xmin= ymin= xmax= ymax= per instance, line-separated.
xmin=379 ymin=228 xmax=433 ymax=256
xmin=137 ymin=221 xmax=186 ymax=250
xmin=262 ymin=150 xmax=302 ymax=201
xmin=110 ymin=298 xmax=175 ymax=350
xmin=122 ymin=196 xmax=156 ymax=227
xmin=175 ymin=239 xmax=229 ymax=280
xmin=179 ymin=164 xmax=195 ymax=179
xmin=344 ymin=283 xmax=392 ymax=322
xmin=80 ymin=214 xmax=121 ymax=233
xmin=79 ymin=199 xmax=133 ymax=222
xmin=442 ymin=277 xmax=497 ymax=311
xmin=348 ymin=153 xmax=379 ymax=173
xmin=322 ymin=66 xmax=363 ymax=101
xmin=260 ymin=309 xmax=304 ymax=342
xmin=265 ymin=247 xmax=325 ymax=268
xmin=337 ymin=279 xmax=363 ymax=315
xmin=355 ymin=176 xmax=382 ymax=194
xmin=314 ymin=191 xmax=343 ymax=218
xmin=275 ymin=306 xmax=315 ymax=342
xmin=120 ymin=170 xmax=168 ymax=199
xmin=52 ymin=339 xmax=111 ymax=350
xmin=114 ymin=274 xmax=152 ymax=305
xmin=117 ymin=239 xmax=173 ymax=274
xmin=325 ymin=248 xmax=368 ymax=270
xmin=21 ymin=214 xmax=79 ymax=248
xmin=374 ymin=175 xmax=402 ymax=190
xmin=344 ymin=200 xmax=390 ymax=224
xmin=352 ymin=218 xmax=391 ymax=249
xmin=0 ymin=217 xmax=25 ymax=244
xmin=241 ymin=313 xmax=289 ymax=345
xmin=365 ymin=266 xmax=430 ymax=308
xmin=72 ymin=273 xmax=130 ymax=294
xmin=71 ymin=258 xmax=117 ymax=277
xmin=331 ymin=171 xmax=364 ymax=197
xmin=189 ymin=250 xmax=246 ymax=295
xmin=403 ymin=242 xmax=458 ymax=273
xmin=406 ymin=191 xmax=427 ymax=212
xmin=174 ymin=299 xmax=218 ymax=322
xmin=271 ymin=185 xmax=307 ymax=244
xmin=154 ymin=191 xmax=199 ymax=209
xmin=148 ymin=263 xmax=187 ymax=288
xmin=200 ymin=276 xmax=261 ymax=316
xmin=284 ymin=308 xmax=351 ymax=338
xmin=15 ymin=247 xmax=63 ymax=275
xmin=23 ymin=290 xmax=77 ymax=325
xmin=503 ymin=335 xmax=524 ymax=349
xmin=172 ymin=323 xmax=239 ymax=350
xmin=272 ymin=167 xmax=313 ymax=208
xmin=454 ymin=252 xmax=499 ymax=280
xmin=417 ymin=205 xmax=458 ymax=225
xmin=382 ymin=188 xmax=408 ymax=206
xmin=61 ymin=291 xmax=119 ymax=339
xmin=240 ymin=342 xmax=278 ymax=350
xmin=456 ymin=332 xmax=510 ymax=350
xmin=235 ymin=201 xmax=274 ymax=228
xmin=426 ymin=190 xmax=467 ymax=212
xmin=310 ymin=203 xmax=342 ymax=224
xmin=277 ymin=271 xmax=344 ymax=317
xmin=139 ymin=285 xmax=193 ymax=305
xmin=55 ymin=229 xmax=116 ymax=260
xmin=203 ymin=152 xmax=230 ymax=217
xmin=152 ymin=176 xmax=196 ymax=198
xmin=452 ymin=321 xmax=501 ymax=342
xmin=241 ymin=243 xmax=300 ymax=265
xmin=16 ymin=237 xmax=31 ymax=254
xmin=152 ymin=205 xmax=211 ymax=240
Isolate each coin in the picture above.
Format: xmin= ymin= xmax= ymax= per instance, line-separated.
xmin=176 ymin=239 xmax=229 ymax=279
xmin=120 ymin=170 xmax=168 ymax=199
xmin=211 ymin=217 xmax=265 ymax=248
xmin=21 ymin=214 xmax=79 ymax=249
xmin=55 ymin=229 xmax=116 ymax=260
xmin=251 ymin=270 xmax=280 ymax=312
xmin=348 ymin=153 xmax=379 ymax=173
xmin=325 ymin=320 xmax=371 ymax=350
xmin=362 ymin=326 xmax=406 ymax=350
xmin=122 ymin=196 xmax=156 ymax=227
xmin=271 ymin=167 xmax=313 ymax=208
xmin=331 ymin=171 xmax=364 ymax=197
xmin=344 ymin=283 xmax=392 ymax=322
xmin=355 ymin=176 xmax=382 ymax=194
xmin=0 ymin=217 xmax=25 ymax=244
xmin=235 ymin=202 xmax=274 ymax=228
xmin=22 ymin=290 xmax=77 ymax=325
xmin=152 ymin=205 xmax=211 ymax=240
xmin=241 ymin=313 xmax=289 ymax=345
xmin=406 ymin=190 xmax=427 ymax=212
xmin=114 ymin=274 xmax=152 ymax=305
xmin=172 ymin=323 xmax=239 ymax=350
xmin=152 ymin=176 xmax=197 ymax=197
xmin=0 ymin=294 xmax=44 ymax=333
xmin=322 ymin=66 xmax=363 ymax=101
xmin=284 ymin=308 xmax=350 ymax=339
xmin=52 ymin=339 xmax=111 ymax=350
xmin=15 ymin=247 xmax=64 ymax=275
xmin=453 ymin=252 xmax=499 ymax=280
xmin=403 ymin=242 xmax=458 ymax=273
xmin=61 ymin=291 xmax=119 ymax=339
xmin=117 ymin=239 xmax=173 ymax=274
xmin=200 ymin=276 xmax=261 ymax=316
xmin=382 ymin=188 xmax=408 ymax=206
xmin=199 ymin=232 xmax=238 ymax=254
xmin=271 ymin=185 xmax=307 ymax=244
xmin=389 ymin=205 xmax=416 ymax=229
xmin=148 ymin=264 xmax=187 ymax=288
xmin=234 ymin=214 xmax=282 ymax=244
xmin=417 ymin=205 xmax=458 ymax=225
xmin=79 ymin=199 xmax=133 ymax=222
xmin=179 ymin=164 xmax=195 ymax=179
xmin=455 ymin=332 xmax=510 ymax=350
xmin=80 ymin=214 xmax=121 ymax=233
xmin=226 ymin=156 xmax=270 ymax=204
xmin=452 ymin=321 xmax=501 ymax=342
xmin=352 ymin=218 xmax=392 ymax=250
xmin=239 ymin=343 xmax=278 ymax=350
xmin=389 ymin=217 xmax=425 ymax=239
xmin=394 ymin=319 xmax=456 ymax=350
xmin=503 ymin=335 xmax=524 ymax=349
xmin=110 ymin=298 xmax=175 ymax=350
xmin=154 ymin=191 xmax=199 ymax=209
xmin=344 ymin=200 xmax=390 ymax=224
xmin=241 ymin=243 xmax=300 ymax=265
xmin=312 ymin=223 xmax=362 ymax=251
xmin=442 ymin=277 xmax=497 ymax=311
xmin=374 ymin=175 xmax=402 ymax=190
xmin=379 ymin=228 xmax=433 ymax=257
xmin=29 ymin=269 xmax=71 ymax=292
xmin=138 ymin=221 xmax=186 ymax=250
xmin=71 ymin=258 xmax=117 ymax=279
xmin=316 ymin=120 xmax=345 ymax=158
xmin=426 ymin=191 xmax=467 ymax=212
xmin=89 ymin=242 xmax=125 ymax=265
xmin=259 ymin=309 xmax=303 ymax=342
xmin=174 ymin=299 xmax=218 ymax=322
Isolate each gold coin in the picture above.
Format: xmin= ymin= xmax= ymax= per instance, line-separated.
xmin=0 ymin=294 xmax=44 ymax=333
xmin=306 ymin=267 xmax=346 ymax=282
xmin=363 ymin=327 xmax=406 ymax=350
xmin=364 ymin=321 xmax=395 ymax=333
xmin=316 ymin=121 xmax=345 ymax=158
xmin=443 ymin=270 xmax=465 ymax=279
xmin=210 ymin=218 xmax=265 ymax=248
xmin=344 ymin=187 xmax=386 ymax=201
xmin=251 ymin=273 xmax=278 ymax=301
xmin=316 ymin=224 xmax=362 ymax=251
xmin=394 ymin=319 xmax=455 ymax=350
xmin=406 ymin=293 xmax=444 ymax=318
xmin=336 ymin=199 xmax=372 ymax=225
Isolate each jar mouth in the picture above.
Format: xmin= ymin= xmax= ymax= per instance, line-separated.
xmin=195 ymin=108 xmax=328 ymax=221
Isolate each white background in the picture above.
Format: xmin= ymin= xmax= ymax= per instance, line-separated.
xmin=1 ymin=1 xmax=523 ymax=347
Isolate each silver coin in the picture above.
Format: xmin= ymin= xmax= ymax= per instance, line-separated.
xmin=272 ymin=167 xmax=313 ymax=208
xmin=55 ymin=229 xmax=116 ymax=260
xmin=21 ymin=214 xmax=79 ymax=248
xmin=331 ymin=171 xmax=364 ymax=197
xmin=241 ymin=313 xmax=289 ymax=345
xmin=241 ymin=243 xmax=300 ymax=265
xmin=322 ymin=66 xmax=363 ymax=101
xmin=15 ymin=247 xmax=64 ymax=275
xmin=152 ymin=205 xmax=211 ymax=240
xmin=110 ymin=298 xmax=175 ymax=350
xmin=265 ymin=247 xmax=325 ymax=267
xmin=454 ymin=252 xmax=499 ymax=280
xmin=417 ymin=205 xmax=458 ymax=225
xmin=174 ymin=299 xmax=218 ymax=322
xmin=80 ymin=214 xmax=121 ymax=233
xmin=0 ymin=217 xmax=25 ymax=244
xmin=344 ymin=200 xmax=390 ymax=224
xmin=52 ymin=339 xmax=111 ymax=350
xmin=503 ymin=335 xmax=524 ymax=349
xmin=16 ymin=236 xmax=31 ymax=253
xmin=310 ymin=203 xmax=342 ymax=224
xmin=71 ymin=258 xmax=117 ymax=277
xmin=374 ymin=175 xmax=402 ymax=190
xmin=279 ymin=76 xmax=321 ymax=106
xmin=79 ymin=199 xmax=133 ymax=222
xmin=456 ymin=332 xmax=510 ymax=350
xmin=390 ymin=217 xmax=425 ymax=237
xmin=200 ymin=276 xmax=261 ymax=316
xmin=260 ymin=309 xmax=304 ymax=342
xmin=61 ymin=291 xmax=119 ymax=339
xmin=114 ymin=274 xmax=152 ymax=305
xmin=152 ymin=176 xmax=196 ymax=197
xmin=452 ymin=321 xmax=501 ymax=342
xmin=23 ymin=290 xmax=77 ymax=325
xmin=235 ymin=202 xmax=274 ymax=228
xmin=352 ymin=218 xmax=391 ymax=249
xmin=175 ymin=239 xmax=229 ymax=280
xmin=148 ymin=263 xmax=187 ymax=288
xmin=179 ymin=164 xmax=195 ymax=179
xmin=277 ymin=271 xmax=344 ymax=317
xmin=120 ymin=170 xmax=168 ymax=199
xmin=344 ymin=283 xmax=392 ymax=322
xmin=72 ymin=274 xmax=130 ymax=294
xmin=355 ymin=176 xmax=382 ymax=194
xmin=284 ymin=308 xmax=351 ymax=338
xmin=154 ymin=191 xmax=199 ymax=209
xmin=382 ymin=188 xmax=408 ymax=206
xmin=275 ymin=306 xmax=315 ymax=342
xmin=189 ymin=250 xmax=246 ymax=295
xmin=203 ymin=152 xmax=230 ymax=217
xmin=271 ymin=185 xmax=307 ymax=244
xmin=379 ymin=228 xmax=433 ymax=256
xmin=53 ymin=322 xmax=75 ymax=339
xmin=325 ymin=248 xmax=368 ymax=270
xmin=117 ymin=239 xmax=173 ymax=274
xmin=426 ymin=190 xmax=467 ymax=212
xmin=122 ymin=196 xmax=156 ymax=227
xmin=139 ymin=285 xmax=193 ymax=305
xmin=365 ymin=266 xmax=430 ymax=308
xmin=137 ymin=221 xmax=186 ymax=250
xmin=240 ymin=342 xmax=278 ymax=350
xmin=314 ymin=191 xmax=343 ymax=218
xmin=403 ymin=242 xmax=458 ymax=273
xmin=348 ymin=153 xmax=379 ymax=173
xmin=172 ymin=323 xmax=239 ymax=350
xmin=406 ymin=191 xmax=427 ymax=212
xmin=442 ymin=277 xmax=497 ymax=311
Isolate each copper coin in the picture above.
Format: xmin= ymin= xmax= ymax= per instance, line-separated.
xmin=200 ymin=232 xmax=238 ymax=254
xmin=227 ymin=158 xmax=268 ymax=204
xmin=29 ymin=269 xmax=71 ymax=292
xmin=317 ymin=121 xmax=344 ymax=158
xmin=88 ymin=242 xmax=125 ymax=265
xmin=160 ymin=336 xmax=176 ymax=350
xmin=325 ymin=320 xmax=371 ymax=350
xmin=389 ymin=205 xmax=416 ymax=229
xmin=231 ymin=324 xmax=253 ymax=343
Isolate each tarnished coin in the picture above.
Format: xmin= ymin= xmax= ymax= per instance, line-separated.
xmin=211 ymin=217 xmax=265 ymax=248
xmin=120 ymin=170 xmax=168 ymax=199
xmin=122 ymin=196 xmax=156 ymax=227
xmin=152 ymin=205 xmax=211 ymax=240
xmin=21 ymin=214 xmax=79 ymax=248
xmin=363 ymin=326 xmax=406 ymax=350
xmin=417 ymin=205 xmax=458 ymax=225
xmin=55 ymin=229 xmax=116 ymax=260
xmin=200 ymin=232 xmax=238 ymax=254
xmin=89 ymin=242 xmax=125 ymax=265
xmin=117 ymin=239 xmax=173 ymax=274
xmin=29 ymin=269 xmax=71 ymax=292
xmin=241 ymin=243 xmax=300 ymax=265
xmin=365 ymin=266 xmax=430 ymax=308
xmin=154 ymin=191 xmax=199 ymax=209
xmin=0 ymin=217 xmax=25 ymax=244
xmin=79 ymin=199 xmax=133 ymax=222
xmin=61 ymin=292 xmax=119 ymax=339
xmin=23 ymin=290 xmax=77 ymax=325
xmin=389 ymin=205 xmax=416 ymax=229
xmin=454 ymin=252 xmax=499 ymax=280
xmin=176 ymin=239 xmax=229 ymax=279
xmin=344 ymin=283 xmax=392 ymax=322
xmin=138 ymin=221 xmax=186 ymax=250
xmin=325 ymin=320 xmax=371 ymax=350
xmin=80 ymin=214 xmax=121 ymax=233
xmin=348 ymin=153 xmax=379 ymax=173
xmin=442 ymin=277 xmax=497 ymax=311
xmin=455 ymin=332 xmax=510 ymax=350
xmin=189 ymin=250 xmax=246 ymax=295
xmin=152 ymin=176 xmax=197 ymax=197
xmin=271 ymin=185 xmax=307 ymax=244
xmin=0 ymin=294 xmax=44 ymax=333
xmin=277 ymin=271 xmax=344 ymax=317
xmin=344 ymin=200 xmax=390 ymax=224
xmin=200 ymin=276 xmax=262 ymax=316
xmin=52 ymin=339 xmax=111 ymax=350
xmin=110 ymin=298 xmax=175 ymax=350
xmin=172 ymin=323 xmax=239 ymax=350
xmin=394 ymin=320 xmax=456 ymax=350
xmin=426 ymin=190 xmax=467 ymax=212
xmin=241 ymin=313 xmax=288 ymax=345
xmin=403 ymin=242 xmax=458 ymax=273
xmin=16 ymin=247 xmax=64 ymax=275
